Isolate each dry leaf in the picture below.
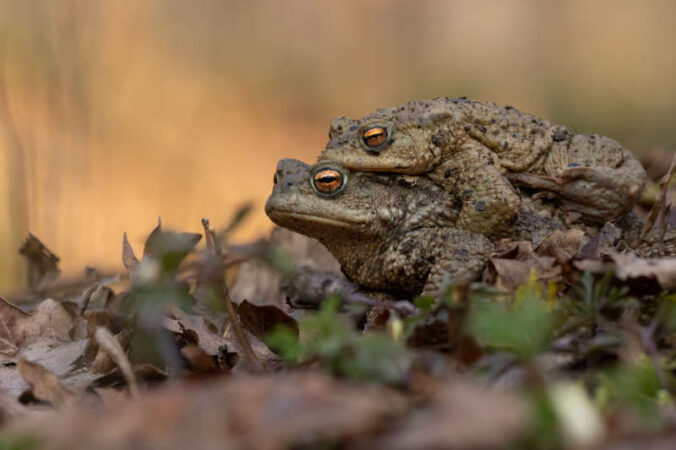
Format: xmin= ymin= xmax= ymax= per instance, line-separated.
xmin=91 ymin=330 xmax=131 ymax=375
xmin=576 ymin=222 xmax=621 ymax=260
xmin=611 ymin=252 xmax=676 ymax=289
xmin=484 ymin=240 xmax=560 ymax=290
xmin=537 ymin=229 xmax=585 ymax=264
xmin=121 ymin=232 xmax=140 ymax=271
xmin=237 ymin=300 xmax=299 ymax=342
xmin=17 ymin=359 xmax=74 ymax=406
xmin=0 ymin=296 xmax=30 ymax=356
xmin=0 ymin=299 xmax=75 ymax=356
xmin=95 ymin=327 xmax=138 ymax=397
xmin=180 ymin=345 xmax=220 ymax=376
xmin=20 ymin=339 xmax=88 ymax=377
xmin=166 ymin=309 xmax=227 ymax=356
xmin=15 ymin=299 xmax=74 ymax=347
xmin=18 ymin=234 xmax=60 ymax=293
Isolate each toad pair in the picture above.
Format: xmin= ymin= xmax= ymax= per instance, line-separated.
xmin=266 ymin=97 xmax=649 ymax=297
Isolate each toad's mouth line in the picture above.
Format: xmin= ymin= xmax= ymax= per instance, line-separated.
xmin=267 ymin=211 xmax=369 ymax=229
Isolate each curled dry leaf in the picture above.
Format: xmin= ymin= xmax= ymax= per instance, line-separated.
xmin=180 ymin=345 xmax=220 ymax=376
xmin=236 ymin=299 xmax=299 ymax=342
xmin=537 ymin=229 xmax=585 ymax=264
xmin=91 ymin=330 xmax=131 ymax=375
xmin=17 ymin=359 xmax=74 ymax=407
xmin=18 ymin=233 xmax=60 ymax=294
xmin=611 ymin=252 xmax=676 ymax=289
xmin=483 ymin=240 xmax=560 ymax=291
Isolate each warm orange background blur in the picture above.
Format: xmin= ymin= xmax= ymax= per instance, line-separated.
xmin=1 ymin=0 xmax=676 ymax=291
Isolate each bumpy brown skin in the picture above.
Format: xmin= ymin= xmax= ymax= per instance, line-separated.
xmin=319 ymin=97 xmax=647 ymax=237
xmin=265 ymin=159 xmax=493 ymax=297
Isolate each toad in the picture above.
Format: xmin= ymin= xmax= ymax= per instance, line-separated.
xmin=319 ymin=97 xmax=647 ymax=237
xmin=265 ymin=159 xmax=492 ymax=296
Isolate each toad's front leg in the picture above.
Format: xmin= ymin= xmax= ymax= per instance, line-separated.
xmin=429 ymin=139 xmax=521 ymax=238
xmin=384 ymin=228 xmax=493 ymax=298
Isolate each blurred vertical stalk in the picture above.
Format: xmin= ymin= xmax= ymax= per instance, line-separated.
xmin=0 ymin=42 xmax=28 ymax=288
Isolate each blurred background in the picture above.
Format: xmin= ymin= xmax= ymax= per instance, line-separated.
xmin=1 ymin=0 xmax=675 ymax=291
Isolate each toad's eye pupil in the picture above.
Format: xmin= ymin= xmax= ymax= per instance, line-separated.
xmin=362 ymin=126 xmax=387 ymax=148
xmin=313 ymin=169 xmax=343 ymax=194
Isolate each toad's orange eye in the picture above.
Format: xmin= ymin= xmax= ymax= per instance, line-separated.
xmin=362 ymin=126 xmax=387 ymax=148
xmin=312 ymin=169 xmax=344 ymax=195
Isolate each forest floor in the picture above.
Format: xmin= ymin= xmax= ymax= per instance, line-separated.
xmin=2 ymin=151 xmax=676 ymax=450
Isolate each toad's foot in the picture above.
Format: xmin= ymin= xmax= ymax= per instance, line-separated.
xmin=506 ymin=165 xmax=644 ymax=222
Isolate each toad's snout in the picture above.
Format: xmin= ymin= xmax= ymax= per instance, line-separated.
xmin=265 ymin=159 xmax=311 ymax=217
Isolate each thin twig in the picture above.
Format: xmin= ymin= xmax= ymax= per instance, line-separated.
xmin=202 ymin=218 xmax=261 ymax=370
xmin=202 ymin=217 xmax=216 ymax=251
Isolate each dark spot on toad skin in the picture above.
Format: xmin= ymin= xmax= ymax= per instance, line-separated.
xmin=569 ymin=162 xmax=580 ymax=167
xmin=400 ymin=240 xmax=414 ymax=255
xmin=444 ymin=169 xmax=452 ymax=179
xmin=349 ymin=125 xmax=358 ymax=131
xmin=553 ymin=132 xmax=567 ymax=142
xmin=475 ymin=201 xmax=487 ymax=212
xmin=462 ymin=189 xmax=473 ymax=198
